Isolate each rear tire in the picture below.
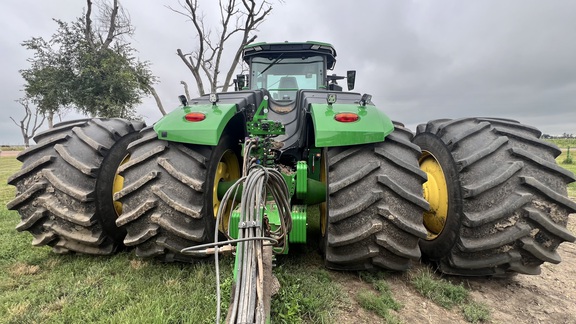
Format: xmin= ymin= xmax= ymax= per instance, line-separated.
xmin=7 ymin=118 xmax=144 ymax=254
xmin=413 ymin=118 xmax=576 ymax=276
xmin=323 ymin=124 xmax=429 ymax=271
xmin=114 ymin=127 xmax=241 ymax=262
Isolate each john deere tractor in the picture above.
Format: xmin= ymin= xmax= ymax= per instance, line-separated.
xmin=8 ymin=41 xmax=576 ymax=322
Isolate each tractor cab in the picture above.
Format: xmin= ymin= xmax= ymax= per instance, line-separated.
xmin=241 ymin=41 xmax=353 ymax=101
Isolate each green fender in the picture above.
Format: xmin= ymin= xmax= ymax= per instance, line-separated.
xmin=153 ymin=103 xmax=237 ymax=145
xmin=309 ymin=103 xmax=394 ymax=147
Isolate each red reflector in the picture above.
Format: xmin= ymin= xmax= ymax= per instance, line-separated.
xmin=184 ymin=112 xmax=206 ymax=122
xmin=334 ymin=113 xmax=359 ymax=123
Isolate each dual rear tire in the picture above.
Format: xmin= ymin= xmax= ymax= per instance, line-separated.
xmin=322 ymin=117 xmax=576 ymax=276
xmin=8 ymin=120 xmax=241 ymax=262
xmin=413 ymin=118 xmax=576 ymax=276
xmin=8 ymin=118 xmax=144 ymax=254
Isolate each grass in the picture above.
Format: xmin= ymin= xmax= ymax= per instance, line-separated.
xmin=545 ymin=138 xmax=576 ymax=149
xmin=462 ymin=302 xmax=491 ymax=323
xmin=0 ymin=214 xmax=236 ymax=323
xmin=272 ymin=256 xmax=341 ymax=323
xmin=0 ymin=156 xmax=341 ymax=323
xmin=410 ymin=269 xmax=491 ymax=323
xmin=555 ymin=150 xmax=576 ymax=197
xmin=0 ymin=145 xmax=26 ymax=151
xmin=546 ymin=138 xmax=576 ymax=195
xmin=0 ymin=156 xmax=20 ymax=203
xmin=410 ymin=269 xmax=468 ymax=309
xmin=356 ymin=272 xmax=402 ymax=323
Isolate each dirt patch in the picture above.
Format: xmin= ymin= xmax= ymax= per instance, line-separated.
xmin=130 ymin=259 xmax=148 ymax=270
xmin=9 ymin=262 xmax=41 ymax=276
xmin=0 ymin=150 xmax=21 ymax=157
xmin=462 ymin=215 xmax=576 ymax=324
xmin=334 ymin=215 xmax=576 ymax=323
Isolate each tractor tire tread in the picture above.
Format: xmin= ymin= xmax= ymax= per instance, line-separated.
xmin=324 ymin=125 xmax=428 ymax=271
xmin=414 ymin=117 xmax=576 ymax=276
xmin=8 ymin=118 xmax=143 ymax=255
xmin=116 ymin=127 xmax=217 ymax=262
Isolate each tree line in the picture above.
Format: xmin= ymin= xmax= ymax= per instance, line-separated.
xmin=541 ymin=133 xmax=575 ymax=139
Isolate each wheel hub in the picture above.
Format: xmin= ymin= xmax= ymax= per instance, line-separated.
xmin=213 ymin=150 xmax=241 ymax=232
xmin=420 ymin=152 xmax=449 ymax=239
xmin=112 ymin=155 xmax=130 ymax=216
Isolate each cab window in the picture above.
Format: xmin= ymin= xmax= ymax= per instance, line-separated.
xmin=251 ymin=56 xmax=324 ymax=100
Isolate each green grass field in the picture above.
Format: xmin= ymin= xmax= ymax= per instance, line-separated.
xmin=544 ymin=139 xmax=576 ymax=196
xmin=546 ymin=138 xmax=576 ymax=149
xmin=555 ymin=150 xmax=576 ymax=197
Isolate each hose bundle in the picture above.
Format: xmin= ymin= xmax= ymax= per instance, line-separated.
xmin=223 ymin=165 xmax=291 ymax=323
xmin=182 ymin=137 xmax=292 ymax=323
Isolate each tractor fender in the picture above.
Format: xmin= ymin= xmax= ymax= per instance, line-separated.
xmin=153 ymin=103 xmax=238 ymax=146
xmin=308 ymin=102 xmax=394 ymax=147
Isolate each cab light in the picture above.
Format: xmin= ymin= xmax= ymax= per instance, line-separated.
xmin=334 ymin=113 xmax=359 ymax=123
xmin=184 ymin=112 xmax=206 ymax=122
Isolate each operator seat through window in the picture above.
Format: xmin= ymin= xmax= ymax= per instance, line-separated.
xmin=278 ymin=76 xmax=298 ymax=100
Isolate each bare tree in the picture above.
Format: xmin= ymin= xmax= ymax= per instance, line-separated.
xmin=170 ymin=0 xmax=274 ymax=96
xmin=148 ymin=86 xmax=167 ymax=115
xmin=10 ymin=98 xmax=46 ymax=147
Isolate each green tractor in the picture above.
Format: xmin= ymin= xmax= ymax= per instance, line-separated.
xmin=8 ymin=41 xmax=576 ymax=322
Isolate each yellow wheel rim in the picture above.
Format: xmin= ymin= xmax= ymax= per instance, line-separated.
xmin=420 ymin=151 xmax=449 ymax=240
xmin=112 ymin=155 xmax=130 ymax=216
xmin=213 ymin=150 xmax=241 ymax=232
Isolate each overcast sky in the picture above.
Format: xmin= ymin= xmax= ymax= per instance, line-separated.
xmin=1 ymin=0 xmax=575 ymax=144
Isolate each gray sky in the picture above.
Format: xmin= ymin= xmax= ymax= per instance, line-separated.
xmin=1 ymin=0 xmax=575 ymax=144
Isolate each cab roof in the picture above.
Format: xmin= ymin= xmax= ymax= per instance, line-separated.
xmin=243 ymin=41 xmax=337 ymax=70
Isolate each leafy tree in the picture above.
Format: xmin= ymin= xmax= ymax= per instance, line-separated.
xmin=20 ymin=33 xmax=74 ymax=127
xmin=20 ymin=0 xmax=157 ymax=126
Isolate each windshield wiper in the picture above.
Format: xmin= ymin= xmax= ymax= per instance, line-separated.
xmin=258 ymin=53 xmax=284 ymax=77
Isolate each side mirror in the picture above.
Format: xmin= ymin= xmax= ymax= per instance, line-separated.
xmin=236 ymin=74 xmax=247 ymax=91
xmin=347 ymin=70 xmax=356 ymax=91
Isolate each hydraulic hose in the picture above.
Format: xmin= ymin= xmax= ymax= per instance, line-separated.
xmin=188 ymin=137 xmax=292 ymax=324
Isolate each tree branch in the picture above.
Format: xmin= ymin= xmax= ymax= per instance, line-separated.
xmin=174 ymin=0 xmax=276 ymax=94
xmin=148 ymin=85 xmax=166 ymax=116
xmin=102 ymin=0 xmax=119 ymax=49
xmin=85 ymin=0 xmax=93 ymax=44
xmin=11 ymin=98 xmax=46 ymax=147
xmin=9 ymin=116 xmax=20 ymax=128
xmin=177 ymin=48 xmax=205 ymax=95
xmin=222 ymin=0 xmax=272 ymax=91
xmin=180 ymin=81 xmax=191 ymax=100
xmin=184 ymin=0 xmax=205 ymax=71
